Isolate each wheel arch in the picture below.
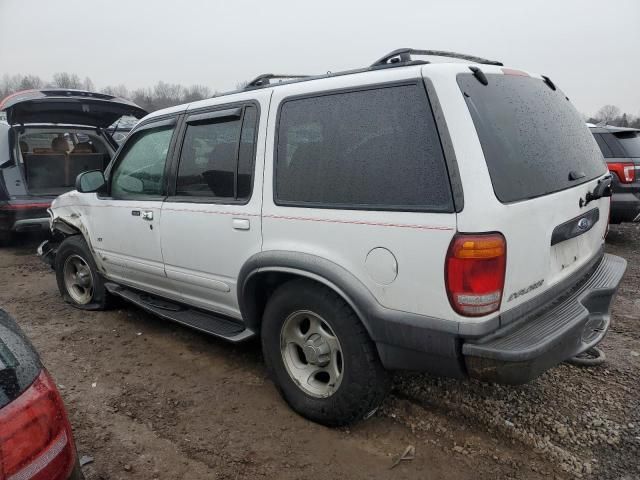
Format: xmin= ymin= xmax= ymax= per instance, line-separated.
xmin=238 ymin=251 xmax=377 ymax=341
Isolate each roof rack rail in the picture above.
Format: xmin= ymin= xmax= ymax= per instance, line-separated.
xmin=244 ymin=73 xmax=312 ymax=90
xmin=371 ymin=48 xmax=503 ymax=67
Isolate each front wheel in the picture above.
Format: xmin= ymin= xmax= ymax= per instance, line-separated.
xmin=261 ymin=279 xmax=390 ymax=426
xmin=55 ymin=235 xmax=111 ymax=310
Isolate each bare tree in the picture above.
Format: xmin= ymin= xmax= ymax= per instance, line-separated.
xmin=101 ymin=84 xmax=130 ymax=99
xmin=51 ymin=72 xmax=83 ymax=89
xmin=131 ymin=87 xmax=155 ymax=112
xmin=19 ymin=74 xmax=43 ymax=90
xmin=83 ymin=76 xmax=95 ymax=91
xmin=183 ymin=84 xmax=211 ymax=103
xmin=595 ymin=105 xmax=621 ymax=125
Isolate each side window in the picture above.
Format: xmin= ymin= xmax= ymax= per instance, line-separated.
xmin=275 ymin=84 xmax=453 ymax=210
xmin=175 ymin=105 xmax=258 ymax=201
xmin=601 ymin=133 xmax=627 ymax=158
xmin=111 ymin=126 xmax=174 ymax=198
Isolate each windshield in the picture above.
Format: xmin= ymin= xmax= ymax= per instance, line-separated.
xmin=615 ymin=132 xmax=640 ymax=157
xmin=458 ymin=73 xmax=606 ymax=203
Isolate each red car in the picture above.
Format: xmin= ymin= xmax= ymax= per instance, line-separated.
xmin=0 ymin=309 xmax=83 ymax=480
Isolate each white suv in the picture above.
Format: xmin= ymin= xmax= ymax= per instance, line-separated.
xmin=40 ymin=49 xmax=627 ymax=426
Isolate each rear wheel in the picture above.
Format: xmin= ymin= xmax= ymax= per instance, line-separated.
xmin=261 ymin=279 xmax=390 ymax=426
xmin=55 ymin=235 xmax=111 ymax=310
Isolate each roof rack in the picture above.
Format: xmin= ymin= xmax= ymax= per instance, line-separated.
xmin=213 ymin=48 xmax=503 ymax=97
xmin=244 ymin=73 xmax=312 ymax=90
xmin=371 ymin=48 xmax=503 ymax=67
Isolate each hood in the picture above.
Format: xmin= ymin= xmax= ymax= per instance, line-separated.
xmin=0 ymin=89 xmax=148 ymax=128
xmin=0 ymin=309 xmax=41 ymax=409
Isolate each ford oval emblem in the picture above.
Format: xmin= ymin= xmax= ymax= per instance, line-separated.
xmin=577 ymin=218 xmax=591 ymax=231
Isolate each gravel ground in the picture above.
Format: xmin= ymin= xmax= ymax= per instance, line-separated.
xmin=0 ymin=224 xmax=637 ymax=479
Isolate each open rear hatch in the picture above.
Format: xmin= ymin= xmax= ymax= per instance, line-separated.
xmin=0 ymin=89 xmax=147 ymax=127
xmin=0 ymin=89 xmax=147 ymax=198
xmin=457 ymin=71 xmax=611 ymax=316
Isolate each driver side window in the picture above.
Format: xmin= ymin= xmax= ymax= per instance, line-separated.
xmin=111 ymin=126 xmax=174 ymax=198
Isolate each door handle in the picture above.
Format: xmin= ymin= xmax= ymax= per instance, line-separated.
xmin=232 ymin=218 xmax=250 ymax=230
xmin=141 ymin=211 xmax=154 ymax=221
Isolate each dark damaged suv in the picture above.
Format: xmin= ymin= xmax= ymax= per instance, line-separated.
xmin=0 ymin=89 xmax=147 ymax=244
xmin=589 ymin=125 xmax=640 ymax=223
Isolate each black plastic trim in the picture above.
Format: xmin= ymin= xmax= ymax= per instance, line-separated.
xmin=463 ymin=254 xmax=626 ymax=384
xmin=422 ymin=77 xmax=464 ymax=212
xmin=550 ymin=208 xmax=599 ymax=246
xmin=469 ymin=66 xmax=488 ymax=85
xmin=186 ymin=107 xmax=242 ymax=125
xmin=371 ymin=48 xmax=503 ymax=67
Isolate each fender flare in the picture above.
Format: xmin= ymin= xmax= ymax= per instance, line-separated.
xmin=237 ymin=251 xmax=380 ymax=339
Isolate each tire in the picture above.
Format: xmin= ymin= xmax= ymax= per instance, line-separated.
xmin=261 ymin=279 xmax=390 ymax=426
xmin=55 ymin=235 xmax=112 ymax=310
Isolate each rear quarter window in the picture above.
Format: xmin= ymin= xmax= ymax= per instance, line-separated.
xmin=458 ymin=74 xmax=606 ymax=203
xmin=275 ymin=83 xmax=453 ymax=211
xmin=612 ymin=132 xmax=640 ymax=158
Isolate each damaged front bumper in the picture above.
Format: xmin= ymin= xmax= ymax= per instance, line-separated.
xmin=37 ymin=240 xmax=58 ymax=268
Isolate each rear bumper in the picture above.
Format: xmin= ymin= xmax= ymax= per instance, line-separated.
xmin=462 ymin=253 xmax=626 ymax=384
xmin=374 ymin=252 xmax=625 ymax=384
xmin=0 ymin=200 xmax=52 ymax=233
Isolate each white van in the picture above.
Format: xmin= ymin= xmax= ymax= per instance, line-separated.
xmin=40 ymin=49 xmax=626 ymax=426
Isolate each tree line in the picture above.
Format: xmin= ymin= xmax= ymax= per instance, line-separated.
xmin=0 ymin=72 xmax=214 ymax=113
xmin=586 ymin=105 xmax=640 ymax=129
xmin=2 ymin=72 xmax=639 ymax=127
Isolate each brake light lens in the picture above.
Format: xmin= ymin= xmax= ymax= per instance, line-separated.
xmin=0 ymin=202 xmax=51 ymax=211
xmin=445 ymin=233 xmax=507 ymax=317
xmin=0 ymin=370 xmax=76 ymax=480
xmin=608 ymin=162 xmax=635 ymax=183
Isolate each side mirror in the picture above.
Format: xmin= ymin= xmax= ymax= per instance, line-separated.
xmin=76 ymin=170 xmax=106 ymax=193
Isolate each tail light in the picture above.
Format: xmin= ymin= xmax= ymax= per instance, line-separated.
xmin=445 ymin=233 xmax=506 ymax=317
xmin=0 ymin=202 xmax=51 ymax=211
xmin=608 ymin=162 xmax=635 ymax=183
xmin=0 ymin=370 xmax=76 ymax=480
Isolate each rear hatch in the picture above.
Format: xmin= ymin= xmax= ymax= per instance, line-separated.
xmin=0 ymin=89 xmax=147 ymax=199
xmin=0 ymin=89 xmax=147 ymax=127
xmin=456 ymin=71 xmax=610 ymax=314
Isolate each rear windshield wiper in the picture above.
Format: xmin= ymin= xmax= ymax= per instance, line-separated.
xmin=580 ymin=174 xmax=612 ymax=208
xmin=568 ymin=170 xmax=585 ymax=181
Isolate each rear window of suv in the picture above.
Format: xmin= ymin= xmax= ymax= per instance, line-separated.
xmin=458 ymin=74 xmax=606 ymax=203
xmin=603 ymin=131 xmax=640 ymax=158
xmin=275 ymin=83 xmax=453 ymax=211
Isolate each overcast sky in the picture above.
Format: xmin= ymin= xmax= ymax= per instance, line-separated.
xmin=1 ymin=0 xmax=638 ymax=116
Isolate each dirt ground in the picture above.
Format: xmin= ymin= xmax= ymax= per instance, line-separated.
xmin=0 ymin=225 xmax=638 ymax=480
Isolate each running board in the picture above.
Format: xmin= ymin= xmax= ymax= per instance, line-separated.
xmin=104 ymin=283 xmax=254 ymax=342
